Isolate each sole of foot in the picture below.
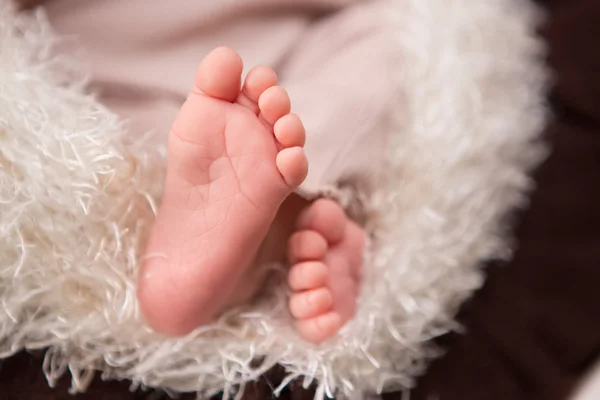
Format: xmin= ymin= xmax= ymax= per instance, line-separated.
xmin=138 ymin=47 xmax=308 ymax=336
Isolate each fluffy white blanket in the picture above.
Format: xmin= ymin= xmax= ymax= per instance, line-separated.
xmin=0 ymin=1 xmax=549 ymax=399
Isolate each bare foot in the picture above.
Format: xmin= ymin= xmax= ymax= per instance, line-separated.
xmin=287 ymin=199 xmax=365 ymax=343
xmin=137 ymin=47 xmax=308 ymax=336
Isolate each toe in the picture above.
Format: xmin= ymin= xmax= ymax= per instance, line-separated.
xmin=297 ymin=199 xmax=346 ymax=244
xmin=288 ymin=230 xmax=328 ymax=262
xmin=276 ymin=147 xmax=308 ymax=188
xmin=258 ymin=86 xmax=291 ymax=125
xmin=237 ymin=66 xmax=278 ymax=113
xmin=195 ymin=47 xmax=243 ymax=102
xmin=289 ymin=288 xmax=333 ymax=319
xmin=288 ymin=261 xmax=328 ymax=291
xmin=296 ymin=312 xmax=342 ymax=343
xmin=274 ymin=114 xmax=306 ymax=148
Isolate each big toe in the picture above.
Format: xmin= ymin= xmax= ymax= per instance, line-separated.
xmin=297 ymin=199 xmax=347 ymax=244
xmin=195 ymin=47 xmax=243 ymax=102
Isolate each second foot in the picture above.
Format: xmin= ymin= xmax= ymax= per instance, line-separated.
xmin=287 ymin=199 xmax=366 ymax=343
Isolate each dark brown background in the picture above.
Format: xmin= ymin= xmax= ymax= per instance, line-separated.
xmin=2 ymin=0 xmax=599 ymax=399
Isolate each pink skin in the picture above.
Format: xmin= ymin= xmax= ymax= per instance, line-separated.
xmin=288 ymin=199 xmax=364 ymax=342
xmin=137 ymin=47 xmax=364 ymax=343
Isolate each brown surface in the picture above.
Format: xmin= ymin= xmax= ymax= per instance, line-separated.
xmin=2 ymin=0 xmax=599 ymax=399
xmin=408 ymin=0 xmax=600 ymax=399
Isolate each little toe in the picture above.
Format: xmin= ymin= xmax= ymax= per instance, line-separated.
xmin=276 ymin=147 xmax=308 ymax=188
xmin=195 ymin=47 xmax=243 ymax=102
xmin=288 ymin=230 xmax=328 ymax=262
xmin=274 ymin=114 xmax=306 ymax=148
xmin=258 ymin=86 xmax=291 ymax=125
xmin=289 ymin=288 xmax=333 ymax=319
xmin=298 ymin=199 xmax=347 ymax=244
xmin=237 ymin=66 xmax=278 ymax=113
xmin=296 ymin=312 xmax=342 ymax=343
xmin=288 ymin=261 xmax=328 ymax=291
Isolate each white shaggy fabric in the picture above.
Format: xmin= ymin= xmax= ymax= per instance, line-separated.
xmin=0 ymin=1 xmax=549 ymax=399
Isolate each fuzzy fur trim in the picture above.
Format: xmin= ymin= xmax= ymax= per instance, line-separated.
xmin=0 ymin=1 xmax=549 ymax=399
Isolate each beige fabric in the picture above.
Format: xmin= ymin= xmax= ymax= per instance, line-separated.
xmin=45 ymin=0 xmax=398 ymax=197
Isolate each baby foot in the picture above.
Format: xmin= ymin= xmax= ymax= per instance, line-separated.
xmin=287 ymin=199 xmax=365 ymax=343
xmin=138 ymin=47 xmax=308 ymax=336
